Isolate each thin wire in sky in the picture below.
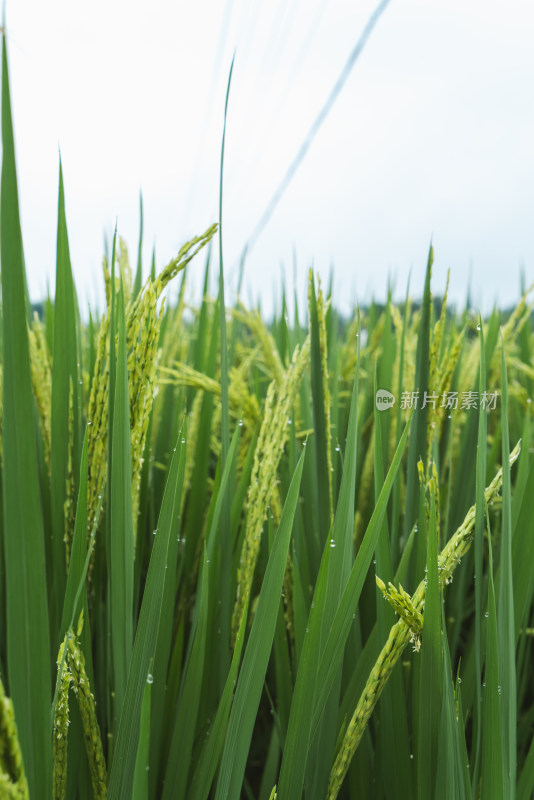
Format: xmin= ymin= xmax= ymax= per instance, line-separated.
xmin=242 ymin=0 xmax=392 ymax=258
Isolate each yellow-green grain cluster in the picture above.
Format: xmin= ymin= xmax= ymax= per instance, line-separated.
xmin=53 ymin=625 xmax=107 ymax=800
xmin=28 ymin=313 xmax=52 ymax=468
xmin=376 ymin=577 xmax=423 ymax=638
xmin=326 ymin=440 xmax=521 ymax=799
xmin=52 ymin=640 xmax=72 ymax=800
xmin=0 ymin=676 xmax=28 ymax=800
xmin=85 ymin=225 xmax=218 ymax=538
xmin=232 ymin=336 xmax=310 ymax=642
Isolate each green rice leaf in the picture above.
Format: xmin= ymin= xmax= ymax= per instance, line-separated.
xmin=59 ymin=428 xmax=89 ymax=639
xmin=517 ymin=733 xmax=534 ymax=800
xmin=278 ymin=348 xmax=361 ymax=800
xmin=311 ymin=414 xmax=412 ymax=738
xmin=471 ymin=317 xmax=487 ymax=790
xmin=374 ymin=366 xmax=413 ymax=799
xmin=215 ymin=450 xmax=305 ymax=800
xmin=50 ymin=160 xmax=81 ymax=631
xmin=308 ymin=272 xmax=332 ymax=540
xmin=511 ymin=456 xmax=534 ymax=639
xmin=110 ymin=282 xmax=135 ymax=722
xmin=161 ymin=550 xmax=210 ymax=800
xmin=147 ymin=435 xmax=186 ymax=791
xmin=305 ymin=304 xmax=358 ymax=798
xmin=404 ymin=245 xmax=432 ymax=573
xmin=481 ymin=527 xmax=504 ymax=799
xmin=188 ymin=599 xmax=248 ymax=800
xmin=1 ymin=34 xmax=52 ymax=798
xmin=107 ymin=433 xmax=185 ymax=799
xmin=132 ymin=675 xmax=151 ymax=800
xmin=216 ymin=56 xmax=235 ymax=684
xmin=417 ymin=492 xmax=441 ymax=798
xmin=435 ymin=607 xmax=468 ymax=800
xmin=497 ymin=338 xmax=517 ymax=798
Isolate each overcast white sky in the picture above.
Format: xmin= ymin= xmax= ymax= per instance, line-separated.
xmin=6 ymin=0 xmax=534 ymax=316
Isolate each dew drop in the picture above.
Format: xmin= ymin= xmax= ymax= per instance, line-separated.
xmin=238 ymin=419 xmax=244 ymax=427
xmin=484 ymin=611 xmax=489 ymax=618
xmin=330 ymin=539 xmax=336 ymax=548
xmin=498 ymin=685 xmax=502 ymax=694
xmin=182 ymin=438 xmax=186 ymax=444
xmin=476 ymin=323 xmax=481 ymax=331
xmin=153 ymin=529 xmax=158 ymax=536
xmin=147 ymin=673 xmax=154 ymax=684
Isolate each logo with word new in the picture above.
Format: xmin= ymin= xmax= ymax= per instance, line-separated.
xmin=375 ymin=389 xmax=396 ymax=411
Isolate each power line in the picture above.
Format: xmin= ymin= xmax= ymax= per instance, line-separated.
xmin=242 ymin=0 xmax=392 ymax=258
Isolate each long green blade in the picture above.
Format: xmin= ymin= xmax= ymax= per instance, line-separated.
xmin=162 ymin=551 xmax=210 ymax=800
xmin=417 ymin=492 xmax=442 ymax=798
xmin=497 ymin=338 xmax=516 ymax=798
xmin=311 ymin=415 xmax=412 ymax=737
xmin=215 ymin=450 xmax=305 ymax=799
xmin=188 ymin=604 xmax=248 ymax=800
xmin=481 ymin=529 xmax=504 ymax=799
xmin=404 ymin=245 xmax=432 ymax=574
xmin=50 ymin=160 xmax=81 ymax=632
xmin=107 ymin=433 xmax=185 ymax=799
xmin=471 ymin=318 xmax=487 ymax=790
xmin=132 ymin=677 xmax=151 ymax=800
xmin=278 ymin=356 xmax=361 ymax=800
xmin=1 ymin=34 xmax=52 ymax=798
xmin=110 ymin=283 xmax=135 ymax=723
xmin=59 ymin=428 xmax=89 ymax=639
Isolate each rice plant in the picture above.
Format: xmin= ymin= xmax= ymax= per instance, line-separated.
xmin=1 ymin=33 xmax=534 ymax=800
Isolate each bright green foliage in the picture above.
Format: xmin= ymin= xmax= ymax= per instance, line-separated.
xmin=1 ymin=35 xmax=52 ymax=800
xmin=1 ymin=34 xmax=534 ymax=800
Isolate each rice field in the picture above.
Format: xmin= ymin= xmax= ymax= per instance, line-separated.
xmin=1 ymin=33 xmax=534 ymax=800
